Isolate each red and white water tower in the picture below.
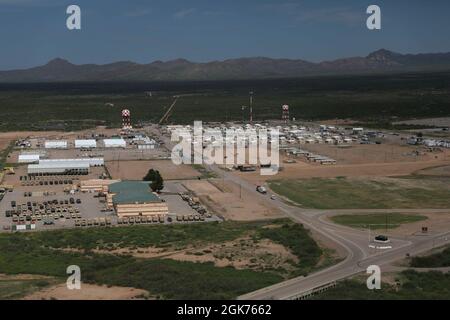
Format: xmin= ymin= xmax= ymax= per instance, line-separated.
xmin=121 ymin=109 xmax=132 ymax=129
xmin=282 ymin=105 xmax=289 ymax=124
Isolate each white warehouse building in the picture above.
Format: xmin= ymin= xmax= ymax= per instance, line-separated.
xmin=75 ymin=139 xmax=97 ymax=149
xmin=28 ymin=162 xmax=89 ymax=175
xmin=27 ymin=158 xmax=104 ymax=175
xmin=45 ymin=141 xmax=68 ymax=149
xmin=38 ymin=158 xmax=104 ymax=167
xmin=103 ymin=138 xmax=126 ymax=148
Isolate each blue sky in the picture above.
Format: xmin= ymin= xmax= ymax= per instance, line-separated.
xmin=0 ymin=0 xmax=449 ymax=69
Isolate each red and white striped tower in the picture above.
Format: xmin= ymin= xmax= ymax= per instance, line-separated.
xmin=121 ymin=109 xmax=132 ymax=129
xmin=282 ymin=104 xmax=289 ymax=124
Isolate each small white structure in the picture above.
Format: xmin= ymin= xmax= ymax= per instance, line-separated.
xmin=45 ymin=141 xmax=67 ymax=149
xmin=18 ymin=154 xmax=40 ymax=164
xmin=75 ymin=139 xmax=97 ymax=149
xmin=352 ymin=128 xmax=364 ymax=135
xmin=103 ymin=138 xmax=126 ymax=148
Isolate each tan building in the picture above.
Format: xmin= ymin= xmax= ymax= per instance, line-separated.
xmin=80 ymin=179 xmax=120 ymax=193
xmin=106 ymin=181 xmax=168 ymax=218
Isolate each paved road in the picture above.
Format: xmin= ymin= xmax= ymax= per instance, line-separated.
xmin=151 ymin=125 xmax=450 ymax=300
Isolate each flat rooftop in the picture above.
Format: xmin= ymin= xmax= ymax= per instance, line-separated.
xmin=109 ymin=180 xmax=161 ymax=204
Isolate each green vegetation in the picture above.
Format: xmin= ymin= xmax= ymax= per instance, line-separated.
xmin=410 ymin=246 xmax=450 ymax=268
xmin=1 ymin=71 xmax=450 ymax=131
xmin=330 ymin=213 xmax=427 ymax=230
xmin=0 ymin=142 xmax=15 ymax=170
xmin=312 ymin=270 xmax=450 ymax=300
xmin=0 ymin=219 xmax=323 ymax=299
xmin=0 ymin=277 xmax=59 ymax=300
xmin=269 ymin=177 xmax=450 ymax=209
xmin=256 ymin=223 xmax=322 ymax=276
xmin=143 ymin=168 xmax=164 ymax=192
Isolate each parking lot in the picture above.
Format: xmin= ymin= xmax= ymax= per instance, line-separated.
xmin=0 ymin=188 xmax=112 ymax=232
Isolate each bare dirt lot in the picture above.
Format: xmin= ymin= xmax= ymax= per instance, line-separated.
xmin=236 ymin=159 xmax=450 ymax=185
xmin=106 ymin=160 xmax=200 ymax=180
xmin=23 ymin=283 xmax=148 ymax=300
xmin=182 ymin=179 xmax=283 ymax=221
xmin=388 ymin=212 xmax=450 ymax=237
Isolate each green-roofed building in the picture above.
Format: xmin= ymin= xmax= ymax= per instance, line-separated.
xmin=106 ymin=180 xmax=168 ymax=217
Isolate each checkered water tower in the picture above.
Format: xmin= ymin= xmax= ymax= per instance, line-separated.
xmin=282 ymin=104 xmax=289 ymax=124
xmin=121 ymin=109 xmax=132 ymax=129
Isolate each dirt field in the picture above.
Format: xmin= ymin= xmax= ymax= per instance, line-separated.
xmin=182 ymin=179 xmax=283 ymax=220
xmin=388 ymin=212 xmax=450 ymax=237
xmin=23 ymin=283 xmax=148 ymax=300
xmin=106 ymin=160 xmax=200 ymax=180
xmin=236 ymin=159 xmax=450 ymax=184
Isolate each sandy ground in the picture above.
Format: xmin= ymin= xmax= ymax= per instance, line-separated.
xmin=182 ymin=179 xmax=283 ymax=220
xmin=236 ymin=159 xmax=450 ymax=184
xmin=106 ymin=160 xmax=200 ymax=180
xmin=388 ymin=212 xmax=450 ymax=237
xmin=23 ymin=283 xmax=148 ymax=300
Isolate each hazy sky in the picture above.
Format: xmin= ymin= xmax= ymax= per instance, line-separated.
xmin=0 ymin=0 xmax=449 ymax=69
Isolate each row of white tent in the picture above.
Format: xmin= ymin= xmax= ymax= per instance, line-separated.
xmin=424 ymin=139 xmax=450 ymax=148
xmin=44 ymin=139 xmax=126 ymax=149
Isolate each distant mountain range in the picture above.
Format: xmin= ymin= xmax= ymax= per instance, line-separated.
xmin=1 ymin=49 xmax=450 ymax=82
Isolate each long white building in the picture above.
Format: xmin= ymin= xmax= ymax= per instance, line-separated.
xmin=103 ymin=138 xmax=126 ymax=148
xmin=75 ymin=139 xmax=97 ymax=149
xmin=45 ymin=141 xmax=67 ymax=149
xmin=27 ymin=158 xmax=104 ymax=175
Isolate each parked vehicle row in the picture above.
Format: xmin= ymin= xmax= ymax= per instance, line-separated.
xmin=179 ymin=193 xmax=209 ymax=215
xmin=74 ymin=217 xmax=111 ymax=227
xmin=175 ymin=214 xmax=207 ymax=222
xmin=117 ymin=215 xmax=165 ymax=225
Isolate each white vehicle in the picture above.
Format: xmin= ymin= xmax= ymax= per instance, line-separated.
xmin=256 ymin=186 xmax=267 ymax=194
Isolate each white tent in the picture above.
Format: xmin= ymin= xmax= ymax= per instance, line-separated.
xmin=103 ymin=138 xmax=126 ymax=148
xmin=75 ymin=139 xmax=97 ymax=149
xmin=45 ymin=141 xmax=67 ymax=149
